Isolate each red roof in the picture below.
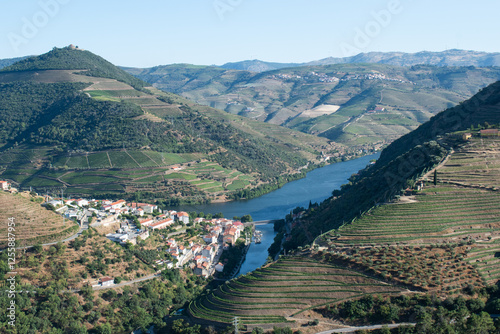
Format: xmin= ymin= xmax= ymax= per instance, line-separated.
xmin=100 ymin=276 xmax=114 ymax=283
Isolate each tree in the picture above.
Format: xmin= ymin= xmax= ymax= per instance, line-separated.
xmin=465 ymin=312 xmax=495 ymax=334
xmin=33 ymin=243 xmax=43 ymax=254
xmin=80 ymin=284 xmax=94 ymax=301
xmin=241 ymin=214 xmax=253 ymax=223
xmin=171 ymin=319 xmax=201 ymax=334
xmin=433 ymin=169 xmax=437 ymax=185
xmin=251 ymin=327 xmax=264 ymax=334
xmin=132 ymin=307 xmax=153 ymax=331
xmin=95 ymin=323 xmax=112 ymax=334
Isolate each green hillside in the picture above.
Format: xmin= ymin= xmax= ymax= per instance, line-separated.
xmin=127 ymin=63 xmax=500 ymax=150
xmin=192 ymin=82 xmax=500 ymax=331
xmin=290 ymin=81 xmax=500 ymax=244
xmin=0 ymin=46 xmax=334 ymax=203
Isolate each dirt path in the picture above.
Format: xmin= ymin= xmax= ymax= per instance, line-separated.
xmin=421 ymin=148 xmax=454 ymax=181
xmin=315 ymin=322 xmax=416 ymax=334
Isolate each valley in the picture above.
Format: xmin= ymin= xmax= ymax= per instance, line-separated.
xmin=1 ymin=47 xmax=500 ymax=333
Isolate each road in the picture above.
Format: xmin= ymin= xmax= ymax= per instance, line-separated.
xmin=316 ymin=323 xmax=416 ymax=334
xmin=93 ymin=273 xmax=161 ymax=291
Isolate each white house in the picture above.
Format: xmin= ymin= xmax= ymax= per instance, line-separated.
xmin=139 ymin=218 xmax=154 ymax=228
xmin=194 ymin=217 xmax=205 ymax=224
xmin=203 ymin=233 xmax=217 ymax=244
xmin=202 ymin=245 xmax=215 ymax=262
xmin=76 ymin=198 xmax=89 ymax=207
xmin=0 ymin=181 xmax=10 ymax=190
xmin=141 ymin=204 xmax=158 ymax=214
xmin=99 ymin=276 xmax=114 ymax=287
xmin=176 ymin=211 xmax=190 ymax=224
xmin=149 ymin=219 xmax=173 ymax=230
xmin=110 ymin=200 xmax=126 ymax=210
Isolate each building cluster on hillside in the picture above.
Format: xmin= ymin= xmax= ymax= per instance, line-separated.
xmin=269 ymin=73 xmax=303 ymax=80
xmin=269 ymin=71 xmax=412 ymax=85
xmin=308 ymin=71 xmax=340 ymax=83
xmin=159 ymin=217 xmax=246 ymax=277
xmin=12 ymin=189 xmax=252 ymax=279
xmin=269 ymin=72 xmax=339 ymax=83
xmin=340 ymin=73 xmax=412 ymax=84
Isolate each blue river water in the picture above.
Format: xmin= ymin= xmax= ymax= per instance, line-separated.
xmin=171 ymin=152 xmax=380 ymax=222
xmin=171 ymin=153 xmax=380 ymax=276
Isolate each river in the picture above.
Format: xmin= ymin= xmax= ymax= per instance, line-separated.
xmin=171 ymin=153 xmax=380 ymax=276
xmin=171 ymin=153 xmax=380 ymax=221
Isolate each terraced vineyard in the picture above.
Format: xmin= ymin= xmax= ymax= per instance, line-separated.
xmin=467 ymin=241 xmax=500 ymax=285
xmin=323 ymin=137 xmax=500 ymax=247
xmin=323 ymin=184 xmax=500 ymax=246
xmin=313 ymin=136 xmax=500 ymax=295
xmin=3 ymin=148 xmax=255 ymax=200
xmin=320 ymin=244 xmax=484 ymax=295
xmin=0 ymin=192 xmax=79 ymax=249
xmin=433 ymin=137 xmax=500 ymax=189
xmin=189 ymin=257 xmax=403 ymax=327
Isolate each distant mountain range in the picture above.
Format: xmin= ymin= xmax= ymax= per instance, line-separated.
xmin=220 ymin=49 xmax=500 ymax=72
xmin=0 ymin=56 xmax=31 ymax=69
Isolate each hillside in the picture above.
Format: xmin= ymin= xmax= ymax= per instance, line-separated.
xmin=0 ymin=46 xmax=334 ymax=203
xmin=128 ymin=62 xmax=500 ymax=150
xmin=189 ymin=82 xmax=500 ymax=331
xmin=189 ymin=256 xmax=403 ymax=329
xmin=0 ymin=191 xmax=79 ymax=248
xmin=291 ymin=81 xmax=500 ymax=242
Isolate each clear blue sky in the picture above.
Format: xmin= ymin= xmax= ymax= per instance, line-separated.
xmin=1 ymin=0 xmax=499 ymax=67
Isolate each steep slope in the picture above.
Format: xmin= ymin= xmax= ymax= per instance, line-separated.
xmin=292 ymin=80 xmax=500 ymax=243
xmin=0 ymin=46 xmax=333 ymax=203
xmin=308 ymin=49 xmax=500 ymax=67
xmin=128 ymin=63 xmax=500 ymax=150
xmin=192 ymin=83 xmax=500 ymax=332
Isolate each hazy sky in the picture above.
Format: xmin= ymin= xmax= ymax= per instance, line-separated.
xmin=1 ymin=0 xmax=499 ymax=67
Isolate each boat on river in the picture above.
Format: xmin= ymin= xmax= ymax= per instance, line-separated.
xmin=254 ymin=230 xmax=262 ymax=244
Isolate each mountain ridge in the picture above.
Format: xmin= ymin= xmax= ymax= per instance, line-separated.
xmin=220 ymin=49 xmax=500 ymax=72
